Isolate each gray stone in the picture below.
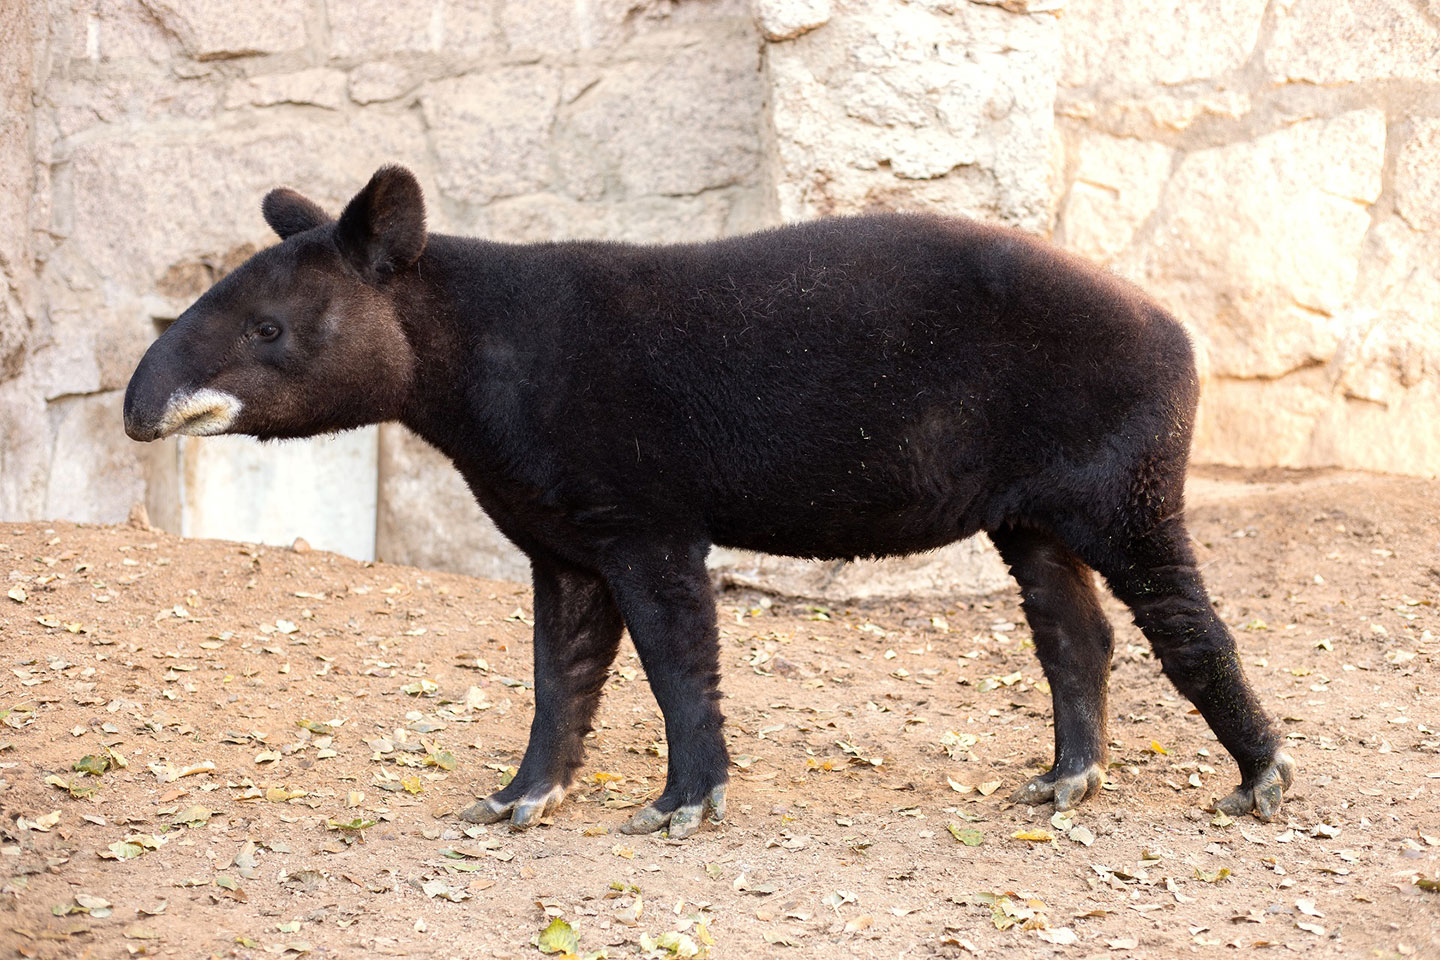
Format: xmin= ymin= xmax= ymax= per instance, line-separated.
xmin=43 ymin=391 xmax=147 ymax=523
xmin=225 ymin=69 xmax=348 ymax=111
xmin=327 ymin=0 xmax=500 ymax=58
xmin=0 ymin=0 xmax=35 ymax=380
xmin=1115 ymin=110 xmax=1386 ymax=381
xmin=348 ymin=62 xmax=413 ymax=104
xmin=1058 ymin=131 xmax=1173 ymax=265
xmin=1266 ymin=0 xmax=1440 ymax=84
xmin=422 ymin=68 xmax=561 ymax=206
xmin=1061 ymin=0 xmax=1266 ymax=89
xmin=1058 ymin=90 xmax=1252 ymax=138
xmin=555 ymin=30 xmax=763 ymax=200
xmin=61 ymin=111 xmax=430 ymax=293
xmin=502 ymin=0 xmax=581 ymax=52
xmin=0 ymin=375 xmax=48 ymax=519
xmin=67 ymin=0 xmax=176 ymax=62
xmin=141 ymin=0 xmax=308 ymax=59
xmin=1395 ymin=118 xmax=1440 ymax=234
xmin=765 ymin=0 xmax=1058 ymax=230
xmin=482 ymin=189 xmax=769 ymax=245
xmin=754 ymin=0 xmax=832 ymax=41
xmin=175 ymin=429 xmax=380 ymax=559
xmin=587 ymin=0 xmax=752 ymax=48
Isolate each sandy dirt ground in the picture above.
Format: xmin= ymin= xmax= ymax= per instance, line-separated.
xmin=1 ymin=467 xmax=1437 ymax=960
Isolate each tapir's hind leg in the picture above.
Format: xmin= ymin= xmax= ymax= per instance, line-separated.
xmin=460 ymin=559 xmax=623 ymax=828
xmin=990 ymin=524 xmax=1114 ymax=810
xmin=1068 ymin=511 xmax=1295 ymax=821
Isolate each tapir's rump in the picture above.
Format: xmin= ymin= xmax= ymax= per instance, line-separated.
xmin=124 ymin=165 xmax=1295 ymax=837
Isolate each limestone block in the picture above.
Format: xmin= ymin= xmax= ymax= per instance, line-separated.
xmin=482 ymin=189 xmax=768 ymax=245
xmin=586 ymin=0 xmax=752 ymax=48
xmin=225 ymin=69 xmax=348 ymax=111
xmin=27 ymin=317 xmax=102 ymax=400
xmin=0 ymin=376 xmax=48 ymax=518
xmin=61 ymin=111 xmax=430 ymax=294
xmin=554 ymin=31 xmax=763 ymax=199
xmin=440 ymin=0 xmax=505 ymax=56
xmin=765 ymin=0 xmax=1058 ymax=230
xmin=1196 ymin=354 xmax=1440 ymax=476
xmin=48 ymin=71 xmax=222 ymax=141
xmin=69 ymin=0 xmax=175 ymax=62
xmin=140 ymin=0 xmax=307 ymax=59
xmin=502 ymin=0 xmax=581 ymax=52
xmin=711 ymin=537 xmax=1011 ymax=601
xmin=0 ymin=280 xmax=24 ymax=381
xmin=328 ymin=0 xmax=499 ymax=58
xmin=1058 ymin=90 xmax=1252 ymax=139
xmin=1266 ymin=0 xmax=1440 ymax=84
xmin=1194 ymin=216 xmax=1440 ymax=476
xmin=1058 ymin=131 xmax=1173 ymax=264
xmin=422 ymin=68 xmax=561 ymax=206
xmin=43 ymin=391 xmax=146 ymax=523
xmin=0 ymin=0 xmax=34 ymax=378
xmin=376 ymin=424 xmax=531 ymax=584
xmin=1116 ymin=110 xmax=1386 ymax=380
xmin=753 ymin=0 xmax=831 ymax=41
xmin=1061 ymin=0 xmax=1266 ymax=89
xmin=1395 ymin=119 xmax=1440 ymax=234
xmin=174 ymin=428 xmax=380 ymax=559
xmin=348 ymin=63 xmax=413 ymax=104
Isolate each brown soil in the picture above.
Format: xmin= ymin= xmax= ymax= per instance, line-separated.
xmin=1 ymin=468 xmax=1437 ymax=960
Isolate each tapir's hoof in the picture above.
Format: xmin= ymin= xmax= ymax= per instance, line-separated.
xmin=1008 ymin=763 xmax=1104 ymax=811
xmin=459 ymin=784 xmax=565 ymax=829
xmin=619 ymin=784 xmax=727 ymax=839
xmin=1214 ymin=752 xmax=1295 ymax=822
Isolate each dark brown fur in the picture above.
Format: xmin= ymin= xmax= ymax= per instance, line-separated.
xmin=124 ymin=166 xmax=1294 ymax=834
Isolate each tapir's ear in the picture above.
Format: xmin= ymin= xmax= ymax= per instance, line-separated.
xmin=261 ymin=188 xmax=332 ymax=239
xmin=333 ymin=165 xmax=427 ymax=283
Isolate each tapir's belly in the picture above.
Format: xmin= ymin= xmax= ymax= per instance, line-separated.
xmin=702 ymin=454 xmax=991 ymax=561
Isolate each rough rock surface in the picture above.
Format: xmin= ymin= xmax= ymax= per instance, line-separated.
xmin=763 ymin=0 xmax=1061 ymax=230
xmin=753 ymin=0 xmax=832 ymax=40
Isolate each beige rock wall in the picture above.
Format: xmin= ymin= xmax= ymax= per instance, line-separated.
xmin=1054 ymin=0 xmax=1440 ymax=476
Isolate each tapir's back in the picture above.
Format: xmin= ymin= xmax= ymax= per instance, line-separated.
xmin=450 ymin=213 xmax=1196 ymax=559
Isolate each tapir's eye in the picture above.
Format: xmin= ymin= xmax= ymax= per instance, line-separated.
xmin=256 ymin=321 xmax=281 ymax=342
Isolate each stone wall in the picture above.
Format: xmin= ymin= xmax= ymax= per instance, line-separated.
xmin=1052 ymin=0 xmax=1440 ymax=475
xmin=1 ymin=0 xmax=1437 ymax=598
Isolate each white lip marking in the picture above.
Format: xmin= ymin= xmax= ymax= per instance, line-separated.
xmin=156 ymin=388 xmax=243 ymax=437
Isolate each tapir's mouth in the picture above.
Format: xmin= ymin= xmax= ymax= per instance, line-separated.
xmin=153 ymin=388 xmax=244 ymax=439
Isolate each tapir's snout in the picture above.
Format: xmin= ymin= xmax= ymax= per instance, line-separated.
xmin=123 ymin=340 xmax=176 ymax=441
xmin=124 ymin=333 xmax=244 ymax=442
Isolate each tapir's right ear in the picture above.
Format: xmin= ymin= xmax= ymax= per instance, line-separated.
xmin=261 ymin=188 xmax=332 ymax=239
xmin=334 ymin=165 xmax=427 ymax=283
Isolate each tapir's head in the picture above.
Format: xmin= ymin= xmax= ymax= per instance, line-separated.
xmin=123 ymin=165 xmax=426 ymax=442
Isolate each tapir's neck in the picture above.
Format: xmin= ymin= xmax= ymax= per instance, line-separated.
xmin=390 ymin=234 xmax=536 ymax=481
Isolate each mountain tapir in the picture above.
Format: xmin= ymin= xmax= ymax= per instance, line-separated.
xmin=123 ymin=165 xmax=1294 ymax=836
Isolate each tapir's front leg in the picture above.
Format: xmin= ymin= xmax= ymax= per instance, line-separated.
xmin=604 ymin=542 xmax=729 ymax=839
xmin=460 ymin=559 xmax=623 ymax=827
